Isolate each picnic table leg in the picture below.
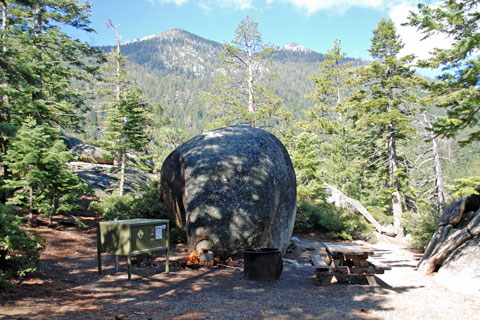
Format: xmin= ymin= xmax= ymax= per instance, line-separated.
xmin=324 ymin=252 xmax=337 ymax=285
xmin=353 ymin=257 xmax=379 ymax=286
xmin=366 ymin=275 xmax=378 ymax=286
xmin=316 ymin=272 xmax=334 ymax=285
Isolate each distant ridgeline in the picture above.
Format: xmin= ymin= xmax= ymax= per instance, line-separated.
xmin=94 ymin=28 xmax=366 ymax=136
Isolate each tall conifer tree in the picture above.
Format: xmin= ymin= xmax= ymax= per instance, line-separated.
xmin=102 ymin=20 xmax=150 ymax=197
xmin=202 ymin=16 xmax=289 ymax=130
xmin=0 ymin=0 xmax=102 ymax=201
xmin=348 ymin=18 xmax=421 ymax=237
xmin=305 ymin=39 xmax=356 ymax=189
xmin=408 ymin=0 xmax=480 ymax=196
xmin=4 ymin=118 xmax=87 ymax=226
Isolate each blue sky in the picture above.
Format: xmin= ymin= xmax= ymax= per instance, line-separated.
xmin=71 ymin=0 xmax=446 ymax=63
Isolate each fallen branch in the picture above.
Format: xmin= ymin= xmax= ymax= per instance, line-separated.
xmin=217 ymin=264 xmax=242 ymax=270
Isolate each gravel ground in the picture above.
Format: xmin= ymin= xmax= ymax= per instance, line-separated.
xmin=1 ymin=225 xmax=478 ymax=320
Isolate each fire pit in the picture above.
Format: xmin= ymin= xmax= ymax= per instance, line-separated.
xmin=243 ymin=248 xmax=283 ymax=281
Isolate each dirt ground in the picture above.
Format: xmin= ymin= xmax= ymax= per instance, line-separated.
xmin=0 ymin=217 xmax=479 ymax=320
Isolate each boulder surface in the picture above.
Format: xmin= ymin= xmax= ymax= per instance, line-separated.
xmin=435 ymin=236 xmax=480 ymax=296
xmin=160 ymin=125 xmax=297 ymax=258
xmin=72 ymin=144 xmax=112 ymax=165
xmin=418 ymin=191 xmax=480 ymax=296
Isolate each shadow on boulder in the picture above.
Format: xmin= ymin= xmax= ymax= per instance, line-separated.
xmin=160 ymin=125 xmax=297 ymax=259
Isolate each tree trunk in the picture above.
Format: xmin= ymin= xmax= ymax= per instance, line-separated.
xmin=1 ymin=2 xmax=12 ymax=206
xmin=424 ymin=114 xmax=448 ymax=212
xmin=388 ymin=126 xmax=404 ymax=238
xmin=432 ymin=134 xmax=447 ymax=209
xmin=324 ymin=183 xmax=382 ymax=233
xmin=49 ymin=196 xmax=56 ymax=226
xmin=445 ymin=137 xmax=453 ymax=161
xmin=29 ymin=187 xmax=34 ymax=227
xmin=106 ymin=20 xmax=126 ymax=197
xmin=385 ymin=63 xmax=404 ymax=238
xmin=246 ymin=40 xmax=254 ymax=115
xmin=31 ymin=4 xmax=44 ymax=124
xmin=119 ymin=135 xmax=126 ymax=197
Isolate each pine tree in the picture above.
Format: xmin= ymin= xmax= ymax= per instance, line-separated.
xmin=348 ymin=18 xmax=421 ymax=237
xmin=4 ymin=118 xmax=87 ymax=226
xmin=102 ymin=20 xmax=151 ymax=197
xmin=408 ymin=0 xmax=480 ymax=196
xmin=412 ymin=113 xmax=449 ymax=214
xmin=202 ymin=16 xmax=289 ymax=130
xmin=305 ymin=39 xmax=356 ymax=189
xmin=0 ymin=0 xmax=102 ymax=201
xmin=0 ymin=0 xmax=102 ymax=128
xmin=103 ymin=88 xmax=150 ymax=196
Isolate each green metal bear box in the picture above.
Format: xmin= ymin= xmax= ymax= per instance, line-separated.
xmin=97 ymin=219 xmax=169 ymax=280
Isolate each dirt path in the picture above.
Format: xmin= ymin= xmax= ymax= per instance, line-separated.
xmin=0 ymin=222 xmax=478 ymax=320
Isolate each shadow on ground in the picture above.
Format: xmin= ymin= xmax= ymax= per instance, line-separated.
xmin=0 ymin=223 xmax=431 ymax=320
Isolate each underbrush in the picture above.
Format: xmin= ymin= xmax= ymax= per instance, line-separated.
xmin=0 ymin=205 xmax=45 ymax=291
xmin=405 ymin=207 xmax=441 ymax=250
xmin=294 ymin=198 xmax=373 ymax=240
xmin=88 ymin=183 xmax=186 ymax=243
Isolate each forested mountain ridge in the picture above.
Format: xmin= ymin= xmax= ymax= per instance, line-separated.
xmin=107 ymin=29 xmax=222 ymax=77
xmin=98 ymin=28 xmax=338 ymax=76
xmin=93 ymin=28 xmax=365 ymax=136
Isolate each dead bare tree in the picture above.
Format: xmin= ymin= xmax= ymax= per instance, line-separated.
xmin=413 ymin=113 xmax=449 ymax=214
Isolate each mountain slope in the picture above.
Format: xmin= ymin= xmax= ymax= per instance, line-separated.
xmin=96 ymin=28 xmax=363 ymax=136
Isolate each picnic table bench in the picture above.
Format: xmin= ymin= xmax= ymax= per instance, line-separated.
xmin=310 ymin=241 xmax=391 ymax=286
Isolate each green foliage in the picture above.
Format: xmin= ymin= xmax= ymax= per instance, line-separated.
xmin=0 ymin=205 xmax=45 ymax=291
xmin=408 ymin=0 xmax=480 ymax=197
xmin=405 ymin=206 xmax=441 ymax=250
xmin=0 ymin=0 xmax=102 ymax=225
xmin=295 ymin=200 xmax=372 ymax=240
xmin=0 ymin=0 xmax=103 ymax=130
xmin=408 ymin=0 xmax=480 ymax=145
xmin=303 ymin=39 xmax=359 ymax=191
xmin=346 ymin=18 xmax=421 ymax=236
xmin=129 ymin=184 xmax=169 ymax=220
xmin=89 ymin=183 xmax=169 ymax=221
xmin=448 ymin=174 xmax=480 ymax=198
xmin=99 ymin=24 xmax=155 ymax=196
xmin=4 ymin=118 xmax=88 ymax=224
xmin=89 ymin=194 xmax=135 ymax=220
xmin=103 ymin=87 xmax=151 ymax=160
xmin=146 ymin=103 xmax=186 ymax=172
xmin=202 ymin=16 xmax=290 ymax=130
xmin=284 ymin=127 xmax=372 ymax=239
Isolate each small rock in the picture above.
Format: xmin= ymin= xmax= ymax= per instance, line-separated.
xmin=199 ymin=250 xmax=214 ymax=263
xmin=282 ymin=258 xmax=301 ymax=268
xmin=291 ymin=236 xmax=301 ymax=244
xmin=382 ymin=224 xmax=396 ymax=237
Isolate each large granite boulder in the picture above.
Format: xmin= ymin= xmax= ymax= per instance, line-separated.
xmin=160 ymin=125 xmax=297 ymax=258
xmin=435 ymin=236 xmax=480 ymax=296
xmin=418 ymin=191 xmax=480 ymax=295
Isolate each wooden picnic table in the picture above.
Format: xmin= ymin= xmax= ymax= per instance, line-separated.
xmin=310 ymin=241 xmax=391 ymax=286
